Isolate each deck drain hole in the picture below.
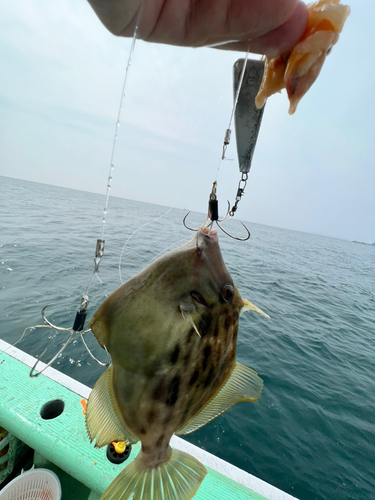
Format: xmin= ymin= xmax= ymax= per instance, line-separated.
xmin=40 ymin=399 xmax=65 ymax=420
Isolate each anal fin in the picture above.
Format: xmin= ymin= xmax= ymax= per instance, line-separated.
xmin=176 ymin=362 xmax=263 ymax=436
xmin=86 ymin=366 xmax=138 ymax=447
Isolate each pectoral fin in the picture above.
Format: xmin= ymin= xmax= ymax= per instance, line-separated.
xmin=86 ymin=366 xmax=138 ymax=447
xmin=241 ymin=299 xmax=270 ymax=319
xmin=176 ymin=363 xmax=263 ymax=436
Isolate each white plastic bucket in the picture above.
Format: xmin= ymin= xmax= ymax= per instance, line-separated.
xmin=0 ymin=468 xmax=61 ymax=500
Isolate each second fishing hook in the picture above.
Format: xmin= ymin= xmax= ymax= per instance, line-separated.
xmin=30 ymin=299 xmax=111 ymax=378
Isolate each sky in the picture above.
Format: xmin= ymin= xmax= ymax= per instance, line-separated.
xmin=0 ymin=0 xmax=374 ymax=243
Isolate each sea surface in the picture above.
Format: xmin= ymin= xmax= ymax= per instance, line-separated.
xmin=1 ymin=175 xmax=374 ymax=500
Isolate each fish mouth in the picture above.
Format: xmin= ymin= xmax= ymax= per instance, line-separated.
xmin=197 ymin=226 xmax=218 ymax=242
xmin=193 ymin=226 xmax=219 ymax=253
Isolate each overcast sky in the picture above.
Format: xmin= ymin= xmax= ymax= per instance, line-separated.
xmin=0 ymin=0 xmax=374 ymax=243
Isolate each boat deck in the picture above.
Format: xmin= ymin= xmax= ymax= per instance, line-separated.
xmin=0 ymin=339 xmax=297 ymax=500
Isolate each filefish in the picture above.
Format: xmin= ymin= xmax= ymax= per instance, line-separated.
xmin=86 ymin=227 xmax=269 ymax=500
xmin=255 ymin=0 xmax=350 ymax=114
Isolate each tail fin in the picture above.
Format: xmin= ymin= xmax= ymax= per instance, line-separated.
xmin=100 ymin=448 xmax=207 ymax=500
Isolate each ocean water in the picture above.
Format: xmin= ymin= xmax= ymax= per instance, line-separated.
xmin=1 ymin=175 xmax=374 ymax=500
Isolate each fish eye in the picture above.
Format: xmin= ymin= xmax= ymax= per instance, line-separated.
xmin=221 ymin=285 xmax=234 ymax=303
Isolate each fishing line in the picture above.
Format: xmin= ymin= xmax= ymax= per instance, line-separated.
xmin=146 ymin=236 xmax=191 ymax=267
xmin=88 ymin=0 xmax=146 ymax=294
xmin=215 ymin=47 xmax=250 ymax=181
xmin=121 ymin=44 xmax=252 ymax=272
xmin=183 ymin=49 xmax=252 ymax=241
xmin=118 ymin=206 xmax=174 ymax=284
xmin=21 ymin=1 xmax=146 ymax=377
xmin=99 ymin=3 xmax=145 ymax=243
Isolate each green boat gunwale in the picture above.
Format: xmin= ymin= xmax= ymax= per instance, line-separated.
xmin=0 ymin=339 xmax=297 ymax=500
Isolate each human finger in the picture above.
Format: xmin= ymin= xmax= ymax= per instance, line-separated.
xmin=210 ymin=1 xmax=308 ymax=57
xmin=88 ymin=0 xmax=306 ymax=56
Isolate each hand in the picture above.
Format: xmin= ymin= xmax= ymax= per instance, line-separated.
xmin=88 ymin=0 xmax=308 ymax=57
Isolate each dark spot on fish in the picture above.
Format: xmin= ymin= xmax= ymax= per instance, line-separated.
xmin=156 ymin=434 xmax=165 ymax=448
xmin=199 ymin=311 xmax=212 ymax=337
xmin=185 ymin=398 xmax=194 ymax=417
xmin=225 ymin=315 xmax=232 ymax=331
xmin=203 ymin=366 xmax=215 ymax=388
xmin=170 ymin=344 xmax=180 ymax=364
xmin=202 ymin=345 xmax=211 ymax=372
xmin=180 ymin=398 xmax=194 ymax=427
xmin=213 ymin=326 xmax=219 ymax=337
xmin=220 ymin=358 xmax=230 ymax=377
xmin=152 ymin=380 xmax=165 ymax=401
xmin=147 ymin=410 xmax=156 ymax=424
xmin=166 ymin=376 xmax=180 ymax=406
xmin=140 ymin=427 xmax=146 ymax=435
xmin=189 ymin=370 xmax=199 ymax=386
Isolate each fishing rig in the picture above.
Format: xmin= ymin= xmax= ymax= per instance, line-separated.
xmin=19 ymin=26 xmax=266 ymax=377
xmin=20 ymin=5 xmax=146 ymax=378
xmin=183 ymin=57 xmax=266 ymax=240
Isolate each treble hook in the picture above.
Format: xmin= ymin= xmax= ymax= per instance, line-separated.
xmin=216 ymin=220 xmax=250 ymax=241
xmin=182 ymin=212 xmax=205 ymax=232
xmin=218 ymin=201 xmax=231 ymax=223
xmin=182 ymin=211 xmax=250 ymax=241
xmin=183 ymin=181 xmax=250 ymax=242
xmin=29 ymin=303 xmax=110 ymax=378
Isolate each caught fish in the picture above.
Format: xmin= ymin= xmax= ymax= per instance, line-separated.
xmin=255 ymin=0 xmax=350 ymax=114
xmin=86 ymin=227 xmax=269 ymax=500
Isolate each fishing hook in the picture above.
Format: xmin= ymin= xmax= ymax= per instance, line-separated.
xmin=79 ymin=331 xmax=110 ymax=367
xmin=218 ymin=201 xmax=231 ymax=223
xmin=29 ymin=304 xmax=110 ymax=377
xmin=30 ymin=328 xmax=75 ymax=378
xmin=216 ymin=220 xmax=250 ymax=241
xmin=182 ymin=202 xmax=250 ymax=241
xmin=182 ymin=199 xmax=231 ymax=231
xmin=182 ymin=212 xmax=207 ymax=232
